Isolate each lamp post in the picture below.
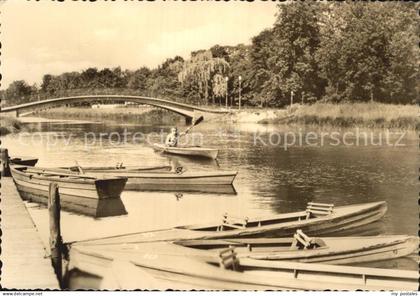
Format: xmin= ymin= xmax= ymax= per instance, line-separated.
xmin=238 ymin=76 xmax=242 ymax=110
xmin=225 ymin=76 xmax=229 ymax=109
xmin=290 ymin=90 xmax=294 ymax=106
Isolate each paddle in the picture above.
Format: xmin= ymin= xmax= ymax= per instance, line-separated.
xmin=160 ymin=116 xmax=204 ymax=150
xmin=181 ymin=116 xmax=204 ymax=136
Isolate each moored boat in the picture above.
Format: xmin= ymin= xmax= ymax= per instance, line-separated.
xmin=67 ymin=241 xmax=418 ymax=290
xmin=76 ymin=169 xmax=236 ymax=189
xmin=65 ymin=165 xmax=172 ymax=173
xmin=152 ymin=143 xmax=219 ymax=160
xmin=9 ymin=156 xmax=38 ymax=166
xmin=10 ymin=165 xmax=127 ymax=207
xmin=174 ymin=232 xmax=419 ymax=264
xmin=73 ymin=201 xmax=388 ymax=245
xmin=33 ymin=166 xmax=237 ymax=190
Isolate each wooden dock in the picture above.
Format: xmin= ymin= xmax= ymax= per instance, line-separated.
xmin=0 ymin=177 xmax=59 ymax=289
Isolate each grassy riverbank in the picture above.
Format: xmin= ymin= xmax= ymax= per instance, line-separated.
xmin=36 ymin=107 xmax=183 ymax=124
xmin=257 ymin=103 xmax=419 ymax=130
xmin=0 ymin=116 xmax=23 ymax=136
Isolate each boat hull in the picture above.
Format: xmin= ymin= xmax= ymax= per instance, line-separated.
xmin=74 ymin=202 xmax=388 ymax=246
xmin=86 ymin=171 xmax=237 ymax=189
xmin=9 ymin=157 xmax=38 ymax=167
xmin=175 ymin=235 xmax=419 ymax=265
xmin=153 ymin=143 xmax=219 ymax=159
xmin=11 ymin=166 xmax=126 ymax=213
xmin=68 ymin=243 xmax=419 ymax=291
xmin=175 ymin=201 xmax=389 ymax=240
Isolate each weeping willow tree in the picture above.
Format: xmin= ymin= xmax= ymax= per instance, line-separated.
xmin=178 ymin=50 xmax=229 ymax=105
xmin=212 ymin=74 xmax=227 ymax=106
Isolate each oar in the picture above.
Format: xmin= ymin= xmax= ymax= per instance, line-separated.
xmin=181 ymin=116 xmax=204 ymax=136
xmin=75 ymin=161 xmax=85 ymax=174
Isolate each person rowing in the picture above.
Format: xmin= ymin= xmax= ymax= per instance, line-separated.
xmin=165 ymin=127 xmax=185 ymax=147
xmin=165 ymin=116 xmax=204 ymax=148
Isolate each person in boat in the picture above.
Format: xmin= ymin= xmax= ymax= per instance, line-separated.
xmin=165 ymin=127 xmax=186 ymax=147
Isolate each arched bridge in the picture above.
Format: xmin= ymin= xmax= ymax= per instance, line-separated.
xmin=0 ymin=95 xmax=229 ymax=124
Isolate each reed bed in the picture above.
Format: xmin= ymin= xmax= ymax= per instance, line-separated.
xmin=261 ymin=103 xmax=419 ymax=130
xmin=0 ymin=115 xmax=23 ymax=136
xmin=37 ymin=107 xmax=182 ymax=124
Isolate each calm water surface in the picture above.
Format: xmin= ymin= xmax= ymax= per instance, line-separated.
xmin=2 ymin=118 xmax=418 ymax=270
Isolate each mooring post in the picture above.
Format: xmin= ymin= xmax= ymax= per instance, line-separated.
xmin=48 ymin=182 xmax=63 ymax=287
xmin=1 ymin=148 xmax=10 ymax=177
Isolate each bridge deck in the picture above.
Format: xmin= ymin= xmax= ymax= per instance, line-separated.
xmin=1 ymin=95 xmax=229 ymax=120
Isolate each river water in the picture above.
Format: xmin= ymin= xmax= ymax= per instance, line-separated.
xmin=2 ymin=118 xmax=418 ymax=270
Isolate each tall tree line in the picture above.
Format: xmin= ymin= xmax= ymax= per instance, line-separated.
xmin=2 ymin=3 xmax=417 ymax=107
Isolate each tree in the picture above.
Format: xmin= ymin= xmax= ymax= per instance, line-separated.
xmin=5 ymin=80 xmax=35 ymax=105
xmin=127 ymin=67 xmax=151 ymax=92
xmin=317 ymin=3 xmax=418 ymax=103
xmin=178 ymin=50 xmax=229 ymax=105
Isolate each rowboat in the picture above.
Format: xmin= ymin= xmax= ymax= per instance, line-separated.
xmin=10 ymin=166 xmax=127 ymax=214
xmin=34 ymin=166 xmax=237 ymax=190
xmin=86 ymin=170 xmax=237 ymax=190
xmin=67 ymin=241 xmax=418 ymax=290
xmin=9 ymin=156 xmax=38 ymax=166
xmin=74 ymin=201 xmax=387 ymax=245
xmin=152 ymin=143 xmax=219 ymax=160
xmin=64 ymin=165 xmax=172 ymax=173
xmin=174 ymin=232 xmax=419 ymax=264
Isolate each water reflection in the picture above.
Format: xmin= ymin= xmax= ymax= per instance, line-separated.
xmin=22 ymin=194 xmax=127 ymax=218
xmin=2 ymin=119 xmax=418 ymax=268
xmin=130 ymin=184 xmax=237 ymax=195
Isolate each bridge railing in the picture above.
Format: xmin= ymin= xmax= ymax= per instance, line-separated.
xmin=2 ymin=88 xmax=201 ymax=108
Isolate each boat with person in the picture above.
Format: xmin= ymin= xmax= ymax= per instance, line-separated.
xmin=152 ymin=115 xmax=219 ymax=160
xmin=10 ymin=165 xmax=127 ymax=207
xmin=67 ymin=240 xmax=418 ymax=290
xmin=152 ymin=143 xmax=219 ymax=160
xmin=73 ymin=201 xmax=388 ymax=245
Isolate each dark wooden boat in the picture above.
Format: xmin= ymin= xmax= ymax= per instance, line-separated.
xmin=10 ymin=165 xmax=127 ymax=207
xmin=9 ymin=156 xmax=38 ymax=166
xmin=67 ymin=241 xmax=418 ymax=290
xmin=73 ymin=201 xmax=387 ymax=245
xmin=174 ymin=232 xmax=418 ymax=264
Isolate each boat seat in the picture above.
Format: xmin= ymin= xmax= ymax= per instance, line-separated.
xmin=218 ymin=213 xmax=248 ymax=231
xmin=218 ymin=247 xmax=239 ymax=271
xmin=305 ymin=202 xmax=334 ymax=219
xmin=290 ymin=229 xmax=318 ymax=250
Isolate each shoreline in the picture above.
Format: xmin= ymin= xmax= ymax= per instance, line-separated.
xmin=3 ymin=102 xmax=418 ymax=131
xmin=0 ymin=115 xmax=24 ymax=136
xmin=232 ymin=102 xmax=419 ymax=130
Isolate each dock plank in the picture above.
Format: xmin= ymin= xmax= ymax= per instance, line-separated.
xmin=1 ymin=178 xmax=59 ymax=289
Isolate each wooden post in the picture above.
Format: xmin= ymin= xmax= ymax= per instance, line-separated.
xmin=1 ymin=148 xmax=10 ymax=177
xmin=48 ymin=183 xmax=63 ymax=287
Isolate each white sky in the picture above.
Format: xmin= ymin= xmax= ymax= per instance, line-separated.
xmin=1 ymin=1 xmax=277 ymax=89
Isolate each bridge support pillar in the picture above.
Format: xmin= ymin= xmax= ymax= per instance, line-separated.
xmin=185 ymin=117 xmax=193 ymax=125
xmin=15 ymin=110 xmax=20 ymax=118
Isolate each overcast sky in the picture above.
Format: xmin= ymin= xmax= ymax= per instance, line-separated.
xmin=1 ymin=1 xmax=277 ymax=89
